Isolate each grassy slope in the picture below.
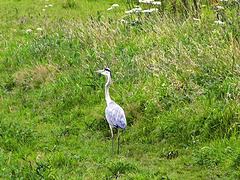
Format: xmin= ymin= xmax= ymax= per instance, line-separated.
xmin=0 ymin=0 xmax=240 ymax=179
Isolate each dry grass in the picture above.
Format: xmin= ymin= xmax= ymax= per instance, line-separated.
xmin=13 ymin=64 xmax=58 ymax=89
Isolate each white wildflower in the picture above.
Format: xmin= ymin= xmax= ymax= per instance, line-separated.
xmin=134 ymin=7 xmax=143 ymax=12
xmin=139 ymin=0 xmax=154 ymax=4
xmin=192 ymin=18 xmax=200 ymax=21
xmin=48 ymin=4 xmax=53 ymax=7
xmin=45 ymin=5 xmax=48 ymax=7
xmin=152 ymin=1 xmax=162 ymax=5
xmin=142 ymin=8 xmax=158 ymax=13
xmin=26 ymin=29 xmax=32 ymax=33
xmin=120 ymin=19 xmax=128 ymax=24
xmin=216 ymin=6 xmax=224 ymax=9
xmin=150 ymin=8 xmax=158 ymax=12
xmin=125 ymin=10 xmax=133 ymax=14
xmin=37 ymin=28 xmax=43 ymax=31
xmin=42 ymin=9 xmax=46 ymax=11
xmin=125 ymin=7 xmax=142 ymax=14
xmin=214 ymin=20 xmax=224 ymax=25
xmin=107 ymin=4 xmax=119 ymax=11
xmin=142 ymin=10 xmax=153 ymax=13
xmin=112 ymin=4 xmax=119 ymax=7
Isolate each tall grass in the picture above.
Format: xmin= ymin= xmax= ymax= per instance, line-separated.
xmin=0 ymin=0 xmax=239 ymax=178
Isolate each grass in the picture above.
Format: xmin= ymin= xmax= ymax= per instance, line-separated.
xmin=0 ymin=0 xmax=240 ymax=179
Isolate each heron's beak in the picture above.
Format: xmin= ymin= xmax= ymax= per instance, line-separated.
xmin=96 ymin=70 xmax=104 ymax=74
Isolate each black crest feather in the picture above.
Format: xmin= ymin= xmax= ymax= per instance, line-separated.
xmin=104 ymin=68 xmax=111 ymax=76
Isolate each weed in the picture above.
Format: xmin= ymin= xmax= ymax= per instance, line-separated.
xmin=106 ymin=161 xmax=138 ymax=178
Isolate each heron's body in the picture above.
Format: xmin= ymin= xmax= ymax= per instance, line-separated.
xmin=96 ymin=68 xmax=127 ymax=154
xmin=106 ymin=101 xmax=126 ymax=129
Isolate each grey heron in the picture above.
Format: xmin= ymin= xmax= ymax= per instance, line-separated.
xmin=96 ymin=68 xmax=127 ymax=154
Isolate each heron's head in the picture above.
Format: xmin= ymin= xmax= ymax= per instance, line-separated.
xmin=96 ymin=68 xmax=111 ymax=77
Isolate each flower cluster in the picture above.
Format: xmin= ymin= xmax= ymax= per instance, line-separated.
xmin=107 ymin=4 xmax=119 ymax=11
xmin=107 ymin=0 xmax=161 ymax=14
xmin=139 ymin=0 xmax=161 ymax=5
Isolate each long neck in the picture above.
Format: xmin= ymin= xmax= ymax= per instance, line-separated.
xmin=105 ymin=74 xmax=111 ymax=105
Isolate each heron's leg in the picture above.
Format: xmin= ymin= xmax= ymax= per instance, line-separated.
xmin=117 ymin=128 xmax=120 ymax=155
xmin=109 ymin=125 xmax=114 ymax=154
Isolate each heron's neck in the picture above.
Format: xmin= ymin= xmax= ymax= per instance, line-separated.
xmin=105 ymin=74 xmax=111 ymax=105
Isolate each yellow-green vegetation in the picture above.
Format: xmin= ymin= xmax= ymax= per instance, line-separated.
xmin=0 ymin=0 xmax=239 ymax=179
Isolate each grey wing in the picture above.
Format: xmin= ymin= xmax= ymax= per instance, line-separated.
xmin=105 ymin=101 xmax=127 ymax=129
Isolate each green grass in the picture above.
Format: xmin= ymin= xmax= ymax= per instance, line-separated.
xmin=0 ymin=0 xmax=240 ymax=179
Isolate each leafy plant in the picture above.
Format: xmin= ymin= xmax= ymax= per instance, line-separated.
xmin=62 ymin=0 xmax=77 ymax=9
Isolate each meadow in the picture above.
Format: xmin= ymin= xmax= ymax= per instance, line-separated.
xmin=0 ymin=0 xmax=239 ymax=179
